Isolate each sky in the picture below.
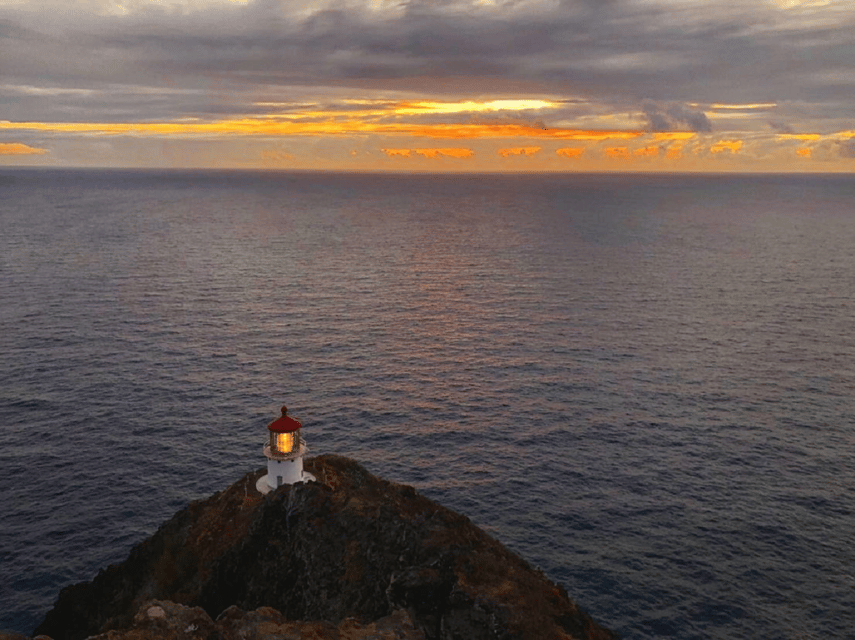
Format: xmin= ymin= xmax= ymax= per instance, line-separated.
xmin=2 ymin=0 xmax=855 ymax=172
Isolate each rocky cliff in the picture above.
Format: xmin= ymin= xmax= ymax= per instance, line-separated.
xmin=33 ymin=455 xmax=617 ymax=640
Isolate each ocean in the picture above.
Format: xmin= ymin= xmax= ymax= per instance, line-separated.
xmin=1 ymin=169 xmax=853 ymax=639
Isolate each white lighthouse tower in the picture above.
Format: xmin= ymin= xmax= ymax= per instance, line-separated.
xmin=256 ymin=405 xmax=315 ymax=494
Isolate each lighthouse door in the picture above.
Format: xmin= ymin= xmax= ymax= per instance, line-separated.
xmin=277 ymin=475 xmax=283 ymax=487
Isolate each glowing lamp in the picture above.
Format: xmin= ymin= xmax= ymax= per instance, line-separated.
xmin=273 ymin=431 xmax=296 ymax=455
xmin=258 ymin=405 xmax=313 ymax=492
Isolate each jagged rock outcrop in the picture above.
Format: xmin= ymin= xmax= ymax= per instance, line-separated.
xmin=81 ymin=599 xmax=426 ymax=640
xmin=35 ymin=455 xmax=616 ymax=640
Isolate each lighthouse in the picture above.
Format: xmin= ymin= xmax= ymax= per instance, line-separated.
xmin=256 ymin=406 xmax=315 ymax=494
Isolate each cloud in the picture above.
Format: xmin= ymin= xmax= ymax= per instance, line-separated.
xmin=633 ymin=145 xmax=659 ymax=157
xmin=2 ymin=1 xmax=855 ymax=169
xmin=414 ymin=148 xmax=474 ymax=159
xmin=381 ymin=147 xmax=473 ymax=159
xmin=0 ymin=117 xmax=643 ymax=142
xmin=556 ymin=147 xmax=585 ymax=158
xmin=653 ymin=132 xmax=696 ymax=141
xmin=398 ymin=100 xmax=559 ymax=116
xmin=401 ymin=124 xmax=642 ymax=140
xmin=4 ymin=0 xmax=855 ymax=118
xmin=642 ymin=101 xmax=712 ymax=133
xmin=709 ymin=140 xmax=744 ymax=154
xmin=777 ymin=133 xmax=821 ymax=141
xmin=605 ymin=147 xmax=631 ymax=159
xmin=665 ymin=144 xmax=684 ymax=159
xmin=498 ymin=146 xmax=541 ymax=157
xmin=0 ymin=142 xmax=48 ymax=155
xmin=838 ymin=140 xmax=855 ymax=159
xmin=768 ymin=120 xmax=795 ymax=133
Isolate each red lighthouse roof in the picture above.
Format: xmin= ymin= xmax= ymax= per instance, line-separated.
xmin=268 ymin=406 xmax=302 ymax=433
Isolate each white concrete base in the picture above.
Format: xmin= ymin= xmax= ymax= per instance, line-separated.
xmin=256 ymin=471 xmax=317 ymax=495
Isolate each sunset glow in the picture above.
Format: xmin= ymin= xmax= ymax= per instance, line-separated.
xmin=2 ymin=0 xmax=854 ymax=172
xmin=0 ymin=142 xmax=48 ymax=155
xmin=393 ymin=99 xmax=561 ymax=116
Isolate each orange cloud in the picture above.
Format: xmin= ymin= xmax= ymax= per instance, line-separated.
xmin=797 ymin=148 xmax=812 ymax=158
xmin=634 ymin=145 xmax=659 ymax=157
xmin=498 ymin=146 xmax=541 ymax=157
xmin=666 ymin=145 xmax=684 ymax=159
xmin=0 ymin=142 xmax=48 ymax=155
xmin=605 ymin=147 xmax=631 ymax=159
xmin=0 ymin=119 xmax=643 ymax=142
xmin=710 ymin=140 xmax=743 ymax=154
xmin=414 ymin=148 xmax=474 ymax=159
xmin=383 ymin=148 xmax=473 ymax=159
xmin=393 ymin=99 xmax=560 ymax=116
xmin=778 ymin=134 xmax=821 ymax=141
xmin=556 ymin=147 xmax=585 ymax=159
xmin=400 ymin=123 xmax=643 ymax=140
xmin=653 ymin=132 xmax=696 ymax=141
xmin=707 ymin=102 xmax=777 ymax=111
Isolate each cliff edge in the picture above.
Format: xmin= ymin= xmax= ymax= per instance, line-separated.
xmin=34 ymin=454 xmax=617 ymax=640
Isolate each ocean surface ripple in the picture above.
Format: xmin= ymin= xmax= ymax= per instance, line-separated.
xmin=1 ymin=170 xmax=854 ymax=639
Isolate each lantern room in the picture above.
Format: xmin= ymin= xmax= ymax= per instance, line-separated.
xmin=257 ymin=405 xmax=314 ymax=493
xmin=268 ymin=406 xmax=302 ymax=457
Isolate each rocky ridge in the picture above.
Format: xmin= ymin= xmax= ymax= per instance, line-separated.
xmin=31 ymin=454 xmax=617 ymax=640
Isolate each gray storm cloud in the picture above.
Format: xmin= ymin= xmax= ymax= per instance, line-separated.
xmin=1 ymin=0 xmax=854 ymax=134
xmin=642 ymin=101 xmax=712 ymax=133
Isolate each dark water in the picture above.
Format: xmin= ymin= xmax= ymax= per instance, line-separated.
xmin=1 ymin=169 xmax=854 ymax=639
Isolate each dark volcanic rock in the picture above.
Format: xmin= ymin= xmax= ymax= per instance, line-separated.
xmin=81 ymin=599 xmax=425 ymax=640
xmin=35 ymin=455 xmax=616 ymax=640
